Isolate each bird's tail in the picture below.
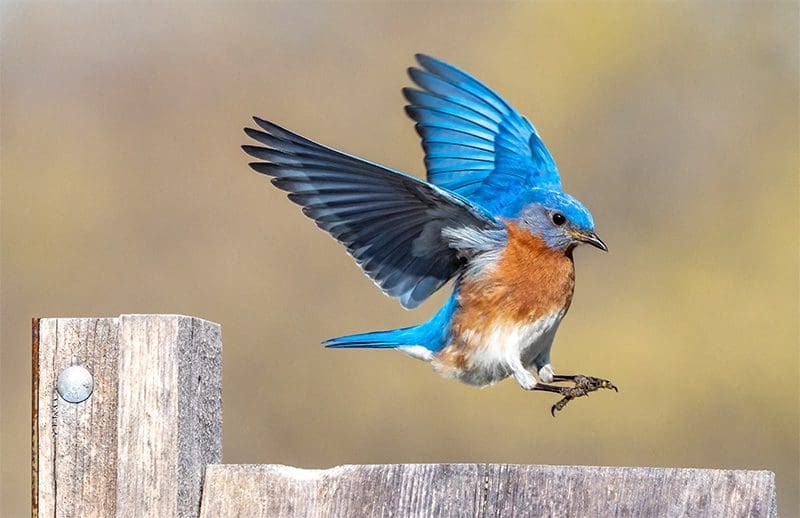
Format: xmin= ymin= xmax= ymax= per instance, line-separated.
xmin=324 ymin=326 xmax=420 ymax=349
xmin=324 ymin=294 xmax=458 ymax=351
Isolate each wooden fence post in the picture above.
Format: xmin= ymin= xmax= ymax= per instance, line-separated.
xmin=33 ymin=315 xmax=222 ymax=518
xmin=32 ymin=314 xmax=778 ymax=517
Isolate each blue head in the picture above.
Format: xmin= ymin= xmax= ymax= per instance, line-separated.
xmin=512 ymin=189 xmax=607 ymax=253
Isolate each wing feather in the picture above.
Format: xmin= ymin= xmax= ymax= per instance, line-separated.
xmin=404 ymin=54 xmax=562 ymax=216
xmin=243 ymin=117 xmax=500 ymax=308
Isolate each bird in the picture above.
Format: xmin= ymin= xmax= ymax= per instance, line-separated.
xmin=242 ymin=54 xmax=617 ymax=415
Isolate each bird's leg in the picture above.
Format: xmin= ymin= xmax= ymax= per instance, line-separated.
xmin=512 ymin=368 xmax=538 ymax=391
xmin=534 ymin=374 xmax=618 ymax=416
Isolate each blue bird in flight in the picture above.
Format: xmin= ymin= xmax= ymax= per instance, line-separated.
xmin=243 ymin=54 xmax=617 ymax=414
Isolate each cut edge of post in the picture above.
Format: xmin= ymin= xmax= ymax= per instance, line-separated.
xmin=31 ymin=317 xmax=40 ymax=518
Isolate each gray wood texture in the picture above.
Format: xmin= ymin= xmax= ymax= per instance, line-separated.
xmin=35 ymin=317 xmax=120 ymax=518
xmin=199 ymin=463 xmax=777 ymax=518
xmin=34 ymin=315 xmax=222 ymax=518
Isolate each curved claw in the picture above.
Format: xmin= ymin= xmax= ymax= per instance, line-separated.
xmin=547 ymin=375 xmax=618 ymax=416
xmin=603 ymin=381 xmax=618 ymax=392
xmin=576 ymin=375 xmax=618 ymax=393
xmin=550 ymin=396 xmax=573 ymax=416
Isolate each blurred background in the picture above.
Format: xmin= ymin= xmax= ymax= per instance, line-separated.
xmin=2 ymin=2 xmax=798 ymax=515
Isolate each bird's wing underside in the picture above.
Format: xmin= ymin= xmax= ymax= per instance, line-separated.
xmin=404 ymin=54 xmax=562 ymax=217
xmin=243 ymin=117 xmax=500 ymax=309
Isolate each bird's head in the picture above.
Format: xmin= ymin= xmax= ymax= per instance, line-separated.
xmin=515 ymin=189 xmax=607 ymax=253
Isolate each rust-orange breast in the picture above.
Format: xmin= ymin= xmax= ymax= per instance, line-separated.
xmin=453 ymin=221 xmax=575 ymax=331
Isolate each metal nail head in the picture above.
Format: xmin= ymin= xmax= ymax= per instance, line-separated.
xmin=56 ymin=365 xmax=94 ymax=403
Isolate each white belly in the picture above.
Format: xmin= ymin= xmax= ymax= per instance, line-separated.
xmin=433 ymin=310 xmax=565 ymax=386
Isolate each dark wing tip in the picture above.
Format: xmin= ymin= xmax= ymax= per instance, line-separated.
xmin=243 ymin=126 xmax=265 ymax=140
xmin=253 ymin=116 xmax=272 ymax=128
xmin=241 ymin=144 xmax=263 ymax=159
xmin=407 ymin=67 xmax=429 ymax=89
xmin=415 ymin=53 xmax=435 ymax=66
xmin=401 ymin=86 xmax=420 ymax=103
xmin=406 ymin=65 xmax=417 ymax=80
xmin=248 ymin=162 xmax=276 ymax=176
xmin=415 ymin=53 xmax=447 ymax=73
xmin=252 ymin=117 xmax=289 ymax=138
xmin=404 ymin=105 xmax=422 ymax=120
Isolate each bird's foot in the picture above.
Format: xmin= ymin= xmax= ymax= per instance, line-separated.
xmin=535 ymin=374 xmax=618 ymax=416
xmin=552 ymin=374 xmax=618 ymax=392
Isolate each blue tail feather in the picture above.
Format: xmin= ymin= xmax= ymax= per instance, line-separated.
xmin=324 ymin=293 xmax=459 ymax=352
xmin=324 ymin=327 xmax=419 ymax=349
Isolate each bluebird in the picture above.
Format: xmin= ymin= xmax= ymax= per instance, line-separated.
xmin=243 ymin=54 xmax=617 ymax=414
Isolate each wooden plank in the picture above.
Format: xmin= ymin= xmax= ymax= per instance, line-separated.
xmin=115 ymin=315 xmax=222 ymax=518
xmin=199 ymin=464 xmax=777 ymax=518
xmin=35 ymin=317 xmax=121 ymax=518
xmin=484 ymin=464 xmax=777 ymax=517
xmin=33 ymin=315 xmax=222 ymax=518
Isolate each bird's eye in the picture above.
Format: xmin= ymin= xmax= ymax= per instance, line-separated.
xmin=552 ymin=213 xmax=566 ymax=226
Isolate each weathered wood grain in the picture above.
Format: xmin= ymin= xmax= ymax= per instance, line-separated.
xmin=199 ymin=464 xmax=777 ymax=518
xmin=36 ymin=317 xmax=120 ymax=518
xmin=115 ymin=315 xmax=223 ymax=518
xmin=33 ymin=315 xmax=222 ymax=518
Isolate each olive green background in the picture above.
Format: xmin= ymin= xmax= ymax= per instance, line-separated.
xmin=2 ymin=2 xmax=798 ymax=515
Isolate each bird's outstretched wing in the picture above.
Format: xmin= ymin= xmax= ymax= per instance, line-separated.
xmin=243 ymin=117 xmax=500 ymax=309
xmin=404 ymin=54 xmax=561 ymax=216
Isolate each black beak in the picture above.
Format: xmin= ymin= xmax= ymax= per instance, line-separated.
xmin=579 ymin=231 xmax=608 ymax=252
